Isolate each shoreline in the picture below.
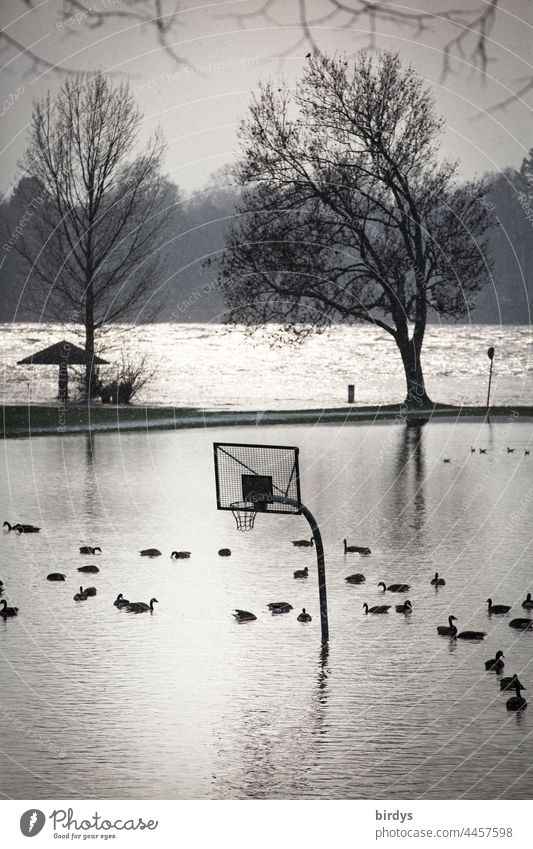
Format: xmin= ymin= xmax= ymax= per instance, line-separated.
xmin=2 ymin=402 xmax=532 ymax=438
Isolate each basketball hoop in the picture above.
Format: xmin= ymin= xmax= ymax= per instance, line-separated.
xmin=231 ymin=501 xmax=257 ymax=532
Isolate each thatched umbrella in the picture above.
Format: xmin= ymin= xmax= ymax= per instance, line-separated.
xmin=17 ymin=340 xmax=109 ymax=401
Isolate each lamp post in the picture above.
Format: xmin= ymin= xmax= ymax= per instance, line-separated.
xmin=486 ymin=346 xmax=495 ymax=420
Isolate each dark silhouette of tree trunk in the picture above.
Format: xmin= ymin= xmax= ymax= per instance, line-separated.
xmin=216 ymin=52 xmax=493 ymax=408
xmin=15 ymin=72 xmax=170 ymax=400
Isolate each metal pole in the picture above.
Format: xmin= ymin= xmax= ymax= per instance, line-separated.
xmin=271 ymin=495 xmax=329 ymax=642
xmin=486 ymin=346 xmax=495 ymax=420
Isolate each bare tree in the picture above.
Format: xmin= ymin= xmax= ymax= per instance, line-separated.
xmin=216 ymin=52 xmax=493 ymax=408
xmin=15 ymin=71 xmax=170 ymax=398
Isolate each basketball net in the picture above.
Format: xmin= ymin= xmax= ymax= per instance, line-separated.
xmin=230 ymin=501 xmax=257 ymax=532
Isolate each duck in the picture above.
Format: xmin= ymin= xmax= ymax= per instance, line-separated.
xmin=378 ymin=581 xmax=410 ymax=593
xmin=113 ymin=594 xmax=130 ymax=608
xmin=363 ymin=603 xmax=390 ymax=614
xmin=0 ymin=581 xmax=4 ymax=594
xmin=47 ymin=573 xmax=66 ymax=581
xmin=431 ymin=572 xmax=446 ymax=586
xmin=128 ymin=598 xmax=158 ymax=613
xmin=509 ymin=618 xmax=533 ymax=631
xmin=293 ymin=567 xmax=309 ymax=579
xmin=486 ymin=598 xmax=511 ymax=614
xmin=485 ymin=650 xmax=505 ymax=672
xmin=292 ymin=538 xmax=314 ymax=547
xmin=500 ymin=674 xmax=525 ymax=692
xmin=443 ymin=458 xmax=451 ymax=463
xmin=506 ymin=681 xmax=527 ymax=711
xmin=470 ymin=446 xmax=476 ymax=453
xmin=525 ymin=449 xmax=530 ymax=456
xmin=437 ymin=615 xmax=457 ymax=636
xmin=171 ymin=551 xmax=191 ymax=559
xmin=267 ymin=602 xmax=293 ymax=614
xmin=78 ymin=565 xmax=99 ymax=574
xmin=83 ymin=587 xmax=97 ymax=597
xmin=507 ymin=447 xmax=515 ymax=454
xmin=0 ymin=599 xmax=19 ymax=617
xmin=73 ymin=587 xmax=88 ymax=601
xmin=522 ymin=593 xmax=533 ymax=610
xmin=457 ymin=629 xmax=487 ymax=640
xmin=79 ymin=546 xmax=101 ymax=555
xmin=297 ymin=608 xmax=312 ymax=622
xmin=343 ymin=540 xmax=371 ymax=554
xmin=218 ymin=548 xmax=231 ymax=557
xmin=345 ymin=573 xmax=366 ymax=584
xmin=479 ymin=448 xmax=487 ymax=454
xmin=395 ymin=599 xmax=412 ymax=614
xmin=232 ymin=609 xmax=256 ymax=622
xmin=139 ymin=548 xmax=162 ymax=558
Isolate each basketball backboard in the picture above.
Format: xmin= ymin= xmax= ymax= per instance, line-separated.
xmin=213 ymin=442 xmax=301 ymax=514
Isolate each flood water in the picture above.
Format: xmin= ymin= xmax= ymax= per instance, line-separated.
xmin=1 ymin=419 xmax=532 ymax=800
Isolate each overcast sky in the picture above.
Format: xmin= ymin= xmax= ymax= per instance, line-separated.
xmin=1 ymin=0 xmax=531 ymax=198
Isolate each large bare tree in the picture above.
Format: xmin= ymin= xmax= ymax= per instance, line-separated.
xmin=216 ymin=52 xmax=493 ymax=408
xmin=15 ymin=72 xmax=169 ymax=398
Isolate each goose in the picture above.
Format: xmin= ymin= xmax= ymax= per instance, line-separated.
xmin=443 ymin=458 xmax=451 ymax=463
xmin=3 ymin=521 xmax=40 ymax=533
xmin=378 ymin=581 xmax=410 ymax=593
xmin=293 ymin=567 xmax=309 ymax=579
xmin=139 ymin=548 xmax=162 ymax=558
xmin=437 ymin=615 xmax=457 ymax=636
xmin=0 ymin=581 xmax=4 ymax=594
xmin=73 ymin=587 xmax=88 ymax=601
xmin=525 ymin=449 xmax=530 ymax=456
xmin=78 ymin=565 xmax=99 ymax=574
xmin=79 ymin=546 xmax=101 ymax=555
xmin=486 ymin=598 xmax=511 ymax=614
xmin=128 ymin=598 xmax=158 ymax=613
xmin=507 ymin=447 xmax=515 ymax=454
xmin=297 ymin=608 xmax=312 ymax=622
xmin=113 ymin=594 xmax=130 ymax=608
xmin=479 ymin=448 xmax=487 ymax=454
xmin=470 ymin=446 xmax=476 ymax=453
xmin=506 ymin=681 xmax=527 ymax=711
xmin=171 ymin=551 xmax=191 ymax=559
xmin=218 ymin=548 xmax=231 ymax=557
xmin=431 ymin=572 xmax=446 ymax=586
xmin=232 ymin=609 xmax=256 ymax=622
xmin=343 ymin=540 xmax=371 ymax=554
xmin=47 ymin=573 xmax=66 ymax=582
xmin=84 ymin=587 xmax=97 ymax=597
xmin=345 ymin=573 xmax=366 ymax=584
xmin=522 ymin=593 xmax=533 ymax=610
xmin=395 ymin=599 xmax=412 ymax=614
xmin=500 ymin=674 xmax=525 ymax=692
xmin=267 ymin=602 xmax=293 ymax=614
xmin=0 ymin=599 xmax=18 ymax=617
xmin=363 ymin=603 xmax=390 ymax=614
xmin=509 ymin=618 xmax=533 ymax=631
xmin=292 ymin=538 xmax=313 ymax=547
xmin=457 ymin=630 xmax=487 ymax=640
xmin=485 ymin=650 xmax=505 ymax=672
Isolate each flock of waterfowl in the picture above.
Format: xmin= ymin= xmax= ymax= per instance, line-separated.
xmin=441 ymin=446 xmax=531 ymax=462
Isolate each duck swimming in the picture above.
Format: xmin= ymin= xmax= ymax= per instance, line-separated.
xmin=293 ymin=567 xmax=309 ymax=579
xmin=343 ymin=540 xmax=371 ymax=554
xmin=485 ymin=650 xmax=505 ymax=672
xmin=292 ymin=538 xmax=313 ymax=547
xmin=431 ymin=572 xmax=446 ymax=586
xmin=233 ymin=609 xmax=256 ymax=622
xmin=83 ymin=587 xmax=97 ymax=597
xmin=509 ymin=618 xmax=533 ymax=631
xmin=457 ymin=629 xmax=487 ymax=640
xmin=78 ymin=565 xmax=99 ymax=574
xmin=522 ymin=593 xmax=533 ymax=610
xmin=506 ymin=681 xmax=527 ymax=711
xmin=486 ymin=599 xmax=511 ymax=614
xmin=363 ymin=603 xmax=390 ymax=614
xmin=73 ymin=587 xmax=88 ymax=601
xmin=268 ymin=602 xmax=293 ymax=614
xmin=297 ymin=608 xmax=312 ymax=622
xmin=218 ymin=548 xmax=231 ymax=557
xmin=395 ymin=600 xmax=413 ymax=614
xmin=3 ymin=521 xmax=40 ymax=533
xmin=171 ymin=551 xmax=191 ymax=559
xmin=47 ymin=573 xmax=66 ymax=582
xmin=500 ymin=674 xmax=525 ymax=692
xmin=79 ymin=546 xmax=101 ymax=555
xmin=128 ymin=598 xmax=158 ymax=613
xmin=139 ymin=548 xmax=162 ymax=558
xmin=0 ymin=599 xmax=18 ymax=617
xmin=437 ymin=615 xmax=457 ymax=636
xmin=345 ymin=574 xmax=366 ymax=584
xmin=378 ymin=581 xmax=410 ymax=593
xmin=113 ymin=594 xmax=130 ymax=608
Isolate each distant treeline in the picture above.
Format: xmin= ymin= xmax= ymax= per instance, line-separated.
xmin=1 ymin=161 xmax=531 ymax=325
